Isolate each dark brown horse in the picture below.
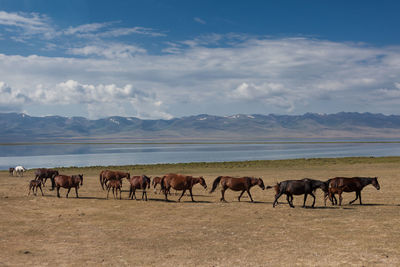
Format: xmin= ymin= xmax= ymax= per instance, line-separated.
xmin=328 ymin=177 xmax=380 ymax=206
xmin=99 ymin=170 xmax=130 ymax=190
xmin=128 ymin=175 xmax=151 ymax=201
xmin=35 ymin=168 xmax=59 ymax=190
xmin=106 ymin=179 xmax=122 ymax=200
xmin=271 ymin=178 xmax=326 ymax=208
xmin=28 ymin=180 xmax=44 ymax=196
xmin=54 ymin=174 xmax=83 ymax=198
xmin=210 ymin=176 xmax=265 ymax=202
xmin=160 ymin=173 xmax=207 ymax=202
xmin=9 ymin=167 xmax=14 ymax=176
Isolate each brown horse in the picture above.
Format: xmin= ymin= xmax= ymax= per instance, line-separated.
xmin=54 ymin=174 xmax=83 ymax=198
xmin=35 ymin=168 xmax=59 ymax=190
xmin=128 ymin=175 xmax=151 ymax=201
xmin=151 ymin=176 xmax=164 ymax=194
xmin=99 ymin=170 xmax=130 ymax=190
xmin=210 ymin=176 xmax=265 ymax=202
xmin=328 ymin=177 xmax=380 ymax=206
xmin=106 ymin=179 xmax=122 ymax=200
xmin=160 ymin=173 xmax=207 ymax=202
xmin=9 ymin=167 xmax=14 ymax=176
xmin=271 ymin=178 xmax=326 ymax=208
xmin=28 ymin=180 xmax=44 ymax=196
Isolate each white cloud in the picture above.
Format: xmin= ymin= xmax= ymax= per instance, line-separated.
xmin=194 ymin=17 xmax=206 ymax=24
xmin=64 ymin=22 xmax=112 ymax=35
xmin=68 ymin=43 xmax=146 ymax=59
xmin=2 ymin=37 xmax=400 ymax=117
xmin=0 ymin=11 xmax=55 ymax=40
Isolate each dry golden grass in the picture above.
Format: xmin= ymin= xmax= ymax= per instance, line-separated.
xmin=1 ymin=158 xmax=400 ymax=266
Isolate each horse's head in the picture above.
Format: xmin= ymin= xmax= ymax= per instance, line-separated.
xmin=257 ymin=178 xmax=265 ymax=190
xmin=53 ymin=170 xmax=59 ymax=178
xmin=372 ymin=177 xmax=380 ymax=190
xmin=199 ymin=177 xmax=207 ymax=189
xmin=78 ymin=174 xmax=83 ymax=186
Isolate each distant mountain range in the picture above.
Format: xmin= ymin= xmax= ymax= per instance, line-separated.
xmin=1 ymin=112 xmax=400 ymax=142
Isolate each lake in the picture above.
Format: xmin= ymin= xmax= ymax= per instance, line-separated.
xmin=1 ymin=141 xmax=400 ymax=170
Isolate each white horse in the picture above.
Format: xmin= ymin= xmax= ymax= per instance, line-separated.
xmin=14 ymin=166 xmax=27 ymax=177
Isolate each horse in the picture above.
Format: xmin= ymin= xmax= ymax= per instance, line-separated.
xmin=210 ymin=176 xmax=265 ymax=202
xmin=152 ymin=176 xmax=164 ymax=194
xmin=54 ymin=174 xmax=83 ymax=198
xmin=14 ymin=166 xmax=26 ymax=177
xmin=99 ymin=170 xmax=130 ymax=190
xmin=272 ymin=178 xmax=326 ymax=208
xmin=328 ymin=177 xmax=380 ymax=206
xmin=9 ymin=167 xmax=14 ymax=176
xmin=34 ymin=168 xmax=59 ymax=190
xmin=160 ymin=173 xmax=207 ymax=202
xmin=28 ymin=180 xmax=44 ymax=196
xmin=128 ymin=175 xmax=151 ymax=201
xmin=106 ymin=179 xmax=122 ymax=200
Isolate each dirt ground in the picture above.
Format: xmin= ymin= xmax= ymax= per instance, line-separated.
xmin=1 ymin=159 xmax=400 ymax=266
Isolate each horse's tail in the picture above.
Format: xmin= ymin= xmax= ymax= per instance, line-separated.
xmin=210 ymin=176 xmax=222 ymax=193
xmin=160 ymin=176 xmax=166 ymax=191
xmin=267 ymin=183 xmax=281 ymax=194
xmin=99 ymin=172 xmax=105 ymax=190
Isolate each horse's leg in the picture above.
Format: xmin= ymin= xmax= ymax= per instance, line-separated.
xmin=310 ymin=192 xmax=316 ymax=208
xmin=303 ymin=194 xmax=308 ymax=207
xmin=164 ymin=186 xmax=169 ymax=202
xmin=338 ymin=191 xmax=343 ymax=206
xmin=50 ymin=177 xmax=55 ymax=191
xmin=220 ymin=188 xmax=227 ymax=202
xmin=247 ymin=190 xmax=254 ymax=202
xmin=189 ymin=188 xmax=195 ymax=202
xmin=287 ymin=194 xmax=294 ymax=208
xmin=57 ymin=186 xmax=61 ymax=198
xmin=66 ymin=188 xmax=71 ymax=198
xmin=75 ymin=187 xmax=79 ymax=198
xmin=178 ymin=189 xmax=186 ymax=202
xmin=238 ymin=190 xmax=245 ymax=202
xmin=144 ymin=190 xmax=148 ymax=201
xmin=273 ymin=192 xmax=283 ymax=207
xmin=39 ymin=185 xmax=44 ymax=196
xmin=107 ymin=187 xmax=110 ymax=199
xmin=349 ymin=191 xmax=359 ymax=204
xmin=119 ymin=188 xmax=121 ymax=200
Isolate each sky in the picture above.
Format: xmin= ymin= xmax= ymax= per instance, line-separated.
xmin=1 ymin=0 xmax=400 ymax=119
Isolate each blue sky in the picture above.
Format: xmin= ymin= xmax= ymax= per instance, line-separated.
xmin=1 ymin=0 xmax=400 ymax=119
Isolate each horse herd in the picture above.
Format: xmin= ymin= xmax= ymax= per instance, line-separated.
xmin=20 ymin=167 xmax=381 ymax=208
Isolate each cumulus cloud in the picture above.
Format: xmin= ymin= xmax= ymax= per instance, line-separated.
xmin=1 ymin=37 xmax=400 ymax=117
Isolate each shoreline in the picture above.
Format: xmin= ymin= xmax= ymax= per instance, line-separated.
xmin=3 ymin=156 xmax=400 ymax=172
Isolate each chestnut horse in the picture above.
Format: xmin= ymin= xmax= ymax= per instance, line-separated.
xmin=272 ymin=178 xmax=326 ymax=208
xmin=151 ymin=176 xmax=164 ymax=194
xmin=35 ymin=168 xmax=59 ymax=190
xmin=99 ymin=170 xmax=130 ymax=190
xmin=28 ymin=180 xmax=44 ymax=196
xmin=106 ymin=179 xmax=122 ymax=200
xmin=160 ymin=173 xmax=207 ymax=202
xmin=328 ymin=177 xmax=380 ymax=206
xmin=210 ymin=176 xmax=265 ymax=202
xmin=54 ymin=174 xmax=83 ymax=198
xmin=128 ymin=175 xmax=151 ymax=201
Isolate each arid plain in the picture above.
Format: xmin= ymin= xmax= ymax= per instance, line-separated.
xmin=1 ymin=157 xmax=400 ymax=266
